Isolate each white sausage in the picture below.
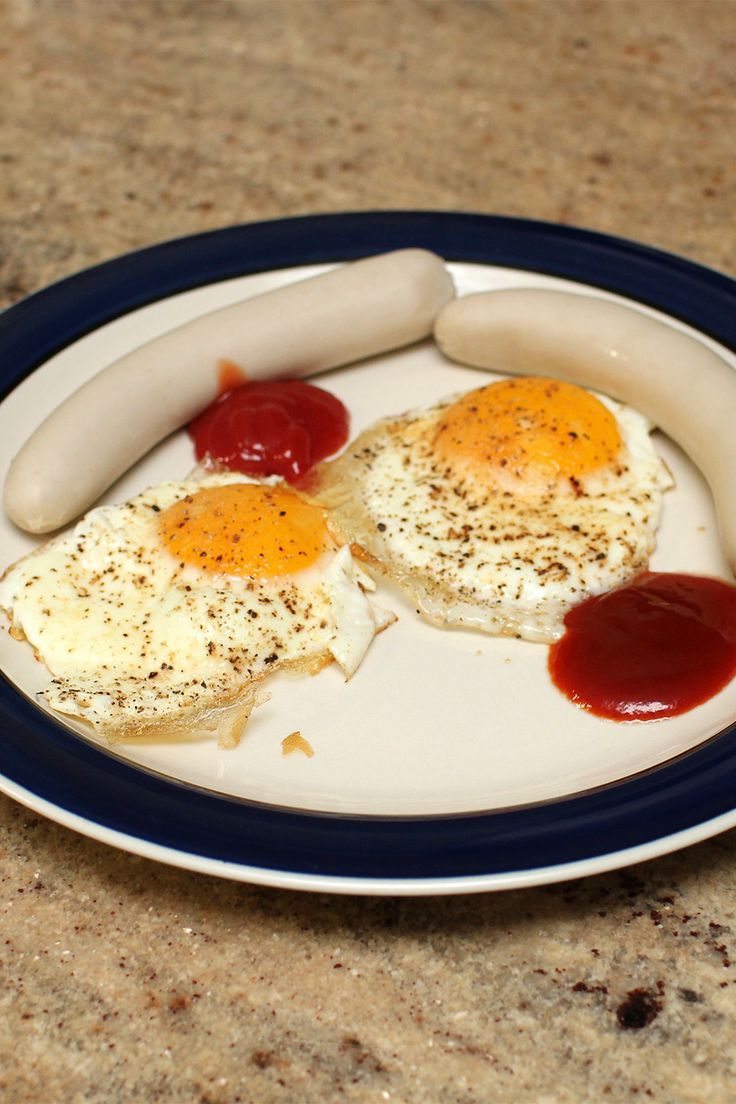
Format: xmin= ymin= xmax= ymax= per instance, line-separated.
xmin=434 ymin=288 xmax=736 ymax=575
xmin=5 ymin=249 xmax=454 ymax=533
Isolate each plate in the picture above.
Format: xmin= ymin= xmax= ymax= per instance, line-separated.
xmin=1 ymin=211 xmax=736 ymax=895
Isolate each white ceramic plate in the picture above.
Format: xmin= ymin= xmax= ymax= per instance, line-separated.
xmin=1 ymin=212 xmax=735 ymax=894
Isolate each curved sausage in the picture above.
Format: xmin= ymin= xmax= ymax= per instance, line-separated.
xmin=6 ymin=248 xmax=454 ymax=533
xmin=434 ymin=287 xmax=736 ymax=575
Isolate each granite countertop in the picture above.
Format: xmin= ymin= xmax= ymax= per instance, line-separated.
xmin=2 ymin=2 xmax=736 ymax=1100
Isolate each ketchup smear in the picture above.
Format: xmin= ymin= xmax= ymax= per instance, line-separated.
xmin=189 ymin=379 xmax=349 ymax=483
xmin=549 ymin=572 xmax=736 ymax=720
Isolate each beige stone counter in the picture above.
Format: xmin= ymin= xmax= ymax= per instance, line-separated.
xmin=1 ymin=2 xmax=735 ymax=1100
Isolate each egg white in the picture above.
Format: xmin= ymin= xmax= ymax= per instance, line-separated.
xmin=0 ymin=472 xmax=392 ymax=745
xmin=316 ymin=388 xmax=674 ymax=643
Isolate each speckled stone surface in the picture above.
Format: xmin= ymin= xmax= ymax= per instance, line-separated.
xmin=1 ymin=1 xmax=736 ymax=1101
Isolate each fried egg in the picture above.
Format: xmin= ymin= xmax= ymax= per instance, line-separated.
xmin=0 ymin=472 xmax=393 ymax=745
xmin=315 ymin=377 xmax=673 ymax=643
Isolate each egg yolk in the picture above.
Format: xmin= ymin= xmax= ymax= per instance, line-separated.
xmin=431 ymin=377 xmax=623 ymax=494
xmin=159 ymin=483 xmax=332 ymax=578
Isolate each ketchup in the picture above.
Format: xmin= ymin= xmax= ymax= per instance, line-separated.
xmin=189 ymin=379 xmax=349 ymax=483
xmin=549 ymin=573 xmax=736 ymax=720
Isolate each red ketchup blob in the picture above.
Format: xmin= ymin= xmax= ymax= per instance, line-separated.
xmin=189 ymin=379 xmax=349 ymax=483
xmin=548 ymin=573 xmax=736 ymax=720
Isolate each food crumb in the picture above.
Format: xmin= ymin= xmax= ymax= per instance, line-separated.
xmin=281 ymin=730 xmax=314 ymax=758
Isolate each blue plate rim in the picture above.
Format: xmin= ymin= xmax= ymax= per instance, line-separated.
xmin=1 ymin=209 xmax=735 ymax=891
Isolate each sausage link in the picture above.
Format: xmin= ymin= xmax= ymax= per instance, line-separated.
xmin=6 ymin=249 xmax=454 ymax=533
xmin=435 ymin=288 xmax=736 ymax=575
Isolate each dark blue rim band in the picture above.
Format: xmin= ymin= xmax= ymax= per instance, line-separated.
xmin=1 ymin=211 xmax=735 ymax=882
